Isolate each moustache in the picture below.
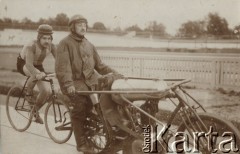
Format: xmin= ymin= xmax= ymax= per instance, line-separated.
xmin=43 ymin=42 xmax=49 ymax=46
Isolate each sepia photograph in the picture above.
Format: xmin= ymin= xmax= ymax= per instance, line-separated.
xmin=0 ymin=0 xmax=240 ymax=153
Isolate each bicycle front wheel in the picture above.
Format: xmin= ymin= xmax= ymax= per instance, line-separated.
xmin=176 ymin=113 xmax=240 ymax=154
xmin=44 ymin=99 xmax=72 ymax=144
xmin=6 ymin=85 xmax=33 ymax=132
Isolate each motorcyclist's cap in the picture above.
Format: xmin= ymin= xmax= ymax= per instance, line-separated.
xmin=68 ymin=14 xmax=88 ymax=26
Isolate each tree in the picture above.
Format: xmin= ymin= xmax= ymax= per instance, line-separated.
xmin=233 ymin=25 xmax=240 ymax=39
xmin=12 ymin=19 xmax=19 ymax=24
xmin=206 ymin=13 xmax=230 ymax=36
xmin=38 ymin=18 xmax=48 ymax=24
xmin=21 ymin=17 xmax=33 ymax=25
xmin=93 ymin=22 xmax=106 ymax=30
xmin=3 ymin=17 xmax=12 ymax=24
xmin=55 ymin=13 xmax=69 ymax=26
xmin=125 ymin=24 xmax=142 ymax=32
xmin=47 ymin=17 xmax=56 ymax=26
xmin=144 ymin=21 xmax=166 ymax=36
xmin=233 ymin=25 xmax=240 ymax=34
xmin=177 ymin=20 xmax=206 ymax=38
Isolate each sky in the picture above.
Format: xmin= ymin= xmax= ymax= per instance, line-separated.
xmin=0 ymin=0 xmax=239 ymax=35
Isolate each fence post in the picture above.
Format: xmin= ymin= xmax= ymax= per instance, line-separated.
xmin=211 ymin=60 xmax=216 ymax=88
xmin=211 ymin=59 xmax=219 ymax=89
xmin=130 ymin=56 xmax=134 ymax=77
xmin=140 ymin=58 xmax=144 ymax=77
xmin=213 ymin=59 xmax=222 ymax=89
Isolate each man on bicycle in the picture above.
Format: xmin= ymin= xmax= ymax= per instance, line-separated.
xmin=55 ymin=14 xmax=121 ymax=153
xmin=17 ymin=24 xmax=56 ymax=124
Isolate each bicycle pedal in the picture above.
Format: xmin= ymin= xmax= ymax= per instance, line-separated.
xmin=33 ymin=112 xmax=44 ymax=124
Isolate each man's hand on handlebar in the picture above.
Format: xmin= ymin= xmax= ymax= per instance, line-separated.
xmin=36 ymin=72 xmax=46 ymax=80
xmin=98 ymin=73 xmax=123 ymax=89
xmin=32 ymin=72 xmax=56 ymax=82
xmin=46 ymin=73 xmax=56 ymax=78
xmin=67 ymin=86 xmax=76 ymax=96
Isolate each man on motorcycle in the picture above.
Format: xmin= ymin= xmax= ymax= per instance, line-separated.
xmin=55 ymin=14 xmax=121 ymax=153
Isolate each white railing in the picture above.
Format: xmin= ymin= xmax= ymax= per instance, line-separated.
xmin=0 ymin=51 xmax=239 ymax=90
xmin=100 ymin=53 xmax=240 ymax=90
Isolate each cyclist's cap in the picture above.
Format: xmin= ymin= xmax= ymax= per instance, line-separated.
xmin=37 ymin=24 xmax=53 ymax=35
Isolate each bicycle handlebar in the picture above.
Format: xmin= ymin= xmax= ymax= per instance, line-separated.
xmin=45 ymin=73 xmax=56 ymax=78
xmin=32 ymin=73 xmax=56 ymax=82
xmin=168 ymin=79 xmax=191 ymax=90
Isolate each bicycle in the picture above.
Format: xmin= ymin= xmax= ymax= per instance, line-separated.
xmin=6 ymin=72 xmax=110 ymax=152
xmin=5 ymin=73 xmax=71 ymax=139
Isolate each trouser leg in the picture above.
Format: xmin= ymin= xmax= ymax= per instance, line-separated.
xmin=23 ymin=65 xmax=38 ymax=95
xmin=68 ymin=94 xmax=91 ymax=147
xmin=26 ymin=76 xmax=37 ymax=95
xmin=35 ymin=81 xmax=50 ymax=111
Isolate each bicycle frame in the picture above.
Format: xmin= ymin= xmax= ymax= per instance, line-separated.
xmin=15 ymin=75 xmax=62 ymax=121
xmin=43 ymin=78 xmax=66 ymax=124
xmin=14 ymin=77 xmax=30 ymax=112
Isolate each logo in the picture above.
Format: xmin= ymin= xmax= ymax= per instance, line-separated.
xmin=142 ymin=125 xmax=239 ymax=153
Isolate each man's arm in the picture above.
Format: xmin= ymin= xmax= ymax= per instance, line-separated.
xmin=93 ymin=46 xmax=118 ymax=75
xmin=55 ymin=41 xmax=74 ymax=90
xmin=25 ymin=45 xmax=39 ymax=75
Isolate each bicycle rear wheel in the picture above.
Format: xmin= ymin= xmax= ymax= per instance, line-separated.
xmin=6 ymin=85 xmax=33 ymax=132
xmin=44 ymin=99 xmax=72 ymax=144
xmin=176 ymin=113 xmax=240 ymax=154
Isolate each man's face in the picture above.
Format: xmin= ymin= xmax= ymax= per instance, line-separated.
xmin=75 ymin=22 xmax=87 ymax=36
xmin=39 ymin=35 xmax=52 ymax=48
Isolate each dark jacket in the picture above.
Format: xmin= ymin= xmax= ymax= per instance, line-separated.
xmin=55 ymin=34 xmax=117 ymax=94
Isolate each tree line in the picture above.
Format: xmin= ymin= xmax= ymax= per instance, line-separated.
xmin=0 ymin=12 xmax=239 ymax=39
xmin=0 ymin=13 xmax=108 ymax=32
xmin=176 ymin=13 xmax=240 ymax=39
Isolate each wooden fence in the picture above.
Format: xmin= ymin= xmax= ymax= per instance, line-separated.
xmin=100 ymin=53 xmax=240 ymax=90
xmin=0 ymin=51 xmax=239 ymax=90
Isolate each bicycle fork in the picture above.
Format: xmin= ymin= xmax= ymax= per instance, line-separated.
xmin=173 ymin=87 xmax=210 ymax=151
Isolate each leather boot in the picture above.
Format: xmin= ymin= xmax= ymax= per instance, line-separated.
xmin=72 ymin=118 xmax=94 ymax=153
xmin=77 ymin=143 xmax=95 ymax=153
xmin=72 ymin=118 xmax=85 ymax=144
xmin=69 ymin=94 xmax=95 ymax=153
